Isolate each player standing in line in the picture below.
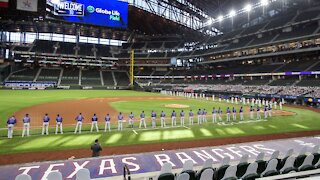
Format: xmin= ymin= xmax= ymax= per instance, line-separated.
xmin=118 ymin=112 xmax=123 ymax=131
xmin=7 ymin=115 xmax=16 ymax=139
xmin=203 ymin=109 xmax=207 ymax=123
xmin=264 ymin=106 xmax=268 ymax=119
xmin=139 ymin=111 xmax=146 ymax=128
xmin=171 ymin=110 xmax=177 ymax=127
xmin=104 ymin=113 xmax=111 ymax=132
xmin=197 ymin=109 xmax=202 ymax=124
xmin=128 ymin=112 xmax=134 ymax=128
xmin=189 ymin=110 xmax=194 ymax=125
xmin=160 ymin=111 xmax=166 ymax=127
xmin=22 ymin=113 xmax=30 ymax=137
xmin=256 ymin=106 xmax=261 ymax=120
xmin=232 ymin=107 xmax=237 ymax=121
xmin=218 ymin=107 xmax=222 ymax=121
xmin=151 ymin=110 xmax=157 ymax=128
xmin=279 ymin=101 xmax=283 ymax=110
xmin=74 ymin=113 xmax=84 ymax=134
xmin=239 ymin=107 xmax=244 ymax=121
xmin=226 ymin=107 xmax=231 ymax=122
xmin=180 ymin=110 xmax=185 ymax=126
xmin=274 ymin=101 xmax=277 ymax=110
xmin=212 ymin=107 xmax=216 ymax=123
xmin=42 ymin=113 xmax=50 ymax=135
xmin=90 ymin=113 xmax=99 ymax=132
xmin=250 ymin=106 xmax=254 ymax=120
xmin=268 ymin=105 xmax=272 ymax=117
xmin=55 ymin=114 xmax=63 ymax=134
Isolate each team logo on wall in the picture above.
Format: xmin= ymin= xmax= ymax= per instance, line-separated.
xmin=87 ymin=5 xmax=95 ymax=13
xmin=52 ymin=0 xmax=84 ymax=17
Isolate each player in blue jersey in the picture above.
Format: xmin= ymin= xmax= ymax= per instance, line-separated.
xmin=256 ymin=106 xmax=261 ymax=120
xmin=232 ymin=107 xmax=237 ymax=121
xmin=104 ymin=113 xmax=111 ymax=132
xmin=118 ymin=112 xmax=123 ymax=131
xmin=180 ymin=110 xmax=185 ymax=126
xmin=160 ymin=111 xmax=166 ymax=127
xmin=264 ymin=106 xmax=268 ymax=119
xmin=218 ymin=107 xmax=222 ymax=121
xmin=239 ymin=107 xmax=244 ymax=121
xmin=22 ymin=114 xmax=30 ymax=137
xmin=128 ymin=112 xmax=134 ymax=128
xmin=212 ymin=107 xmax=217 ymax=123
xmin=226 ymin=107 xmax=231 ymax=122
xmin=250 ymin=106 xmax=254 ymax=120
xmin=197 ymin=109 xmax=202 ymax=124
xmin=151 ymin=110 xmax=157 ymax=128
xmin=7 ymin=115 xmax=16 ymax=139
xmin=189 ymin=110 xmax=194 ymax=125
xmin=171 ymin=110 xmax=177 ymax=126
xmin=139 ymin=111 xmax=146 ymax=128
xmin=42 ymin=113 xmax=50 ymax=135
xmin=75 ymin=113 xmax=84 ymax=134
xmin=203 ymin=109 xmax=207 ymax=123
xmin=90 ymin=113 xmax=99 ymax=132
xmin=268 ymin=105 xmax=272 ymax=117
xmin=55 ymin=114 xmax=63 ymax=134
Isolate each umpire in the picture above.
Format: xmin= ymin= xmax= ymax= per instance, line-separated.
xmin=91 ymin=139 xmax=102 ymax=157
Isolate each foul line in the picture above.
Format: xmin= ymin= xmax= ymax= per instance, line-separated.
xmin=132 ymin=130 xmax=138 ymax=135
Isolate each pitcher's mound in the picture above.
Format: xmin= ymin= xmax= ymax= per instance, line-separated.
xmin=165 ymin=104 xmax=190 ymax=108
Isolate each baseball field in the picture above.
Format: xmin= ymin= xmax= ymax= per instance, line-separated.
xmin=0 ymin=90 xmax=320 ymax=165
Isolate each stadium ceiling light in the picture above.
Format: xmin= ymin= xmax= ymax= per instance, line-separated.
xmin=245 ymin=4 xmax=252 ymax=12
xmin=261 ymin=0 xmax=269 ymax=6
xmin=207 ymin=19 xmax=213 ymax=25
xmin=229 ymin=10 xmax=236 ymax=17
xmin=218 ymin=15 xmax=224 ymax=22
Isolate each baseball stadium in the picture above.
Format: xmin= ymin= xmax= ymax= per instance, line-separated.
xmin=1 ymin=0 xmax=320 ymax=179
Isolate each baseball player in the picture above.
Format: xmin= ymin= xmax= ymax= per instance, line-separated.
xmin=171 ymin=110 xmax=177 ymax=127
xmin=250 ymin=106 xmax=254 ymax=120
xmin=256 ymin=106 xmax=261 ymax=120
xmin=274 ymin=101 xmax=277 ymax=110
xmin=239 ymin=106 xmax=244 ymax=121
xmin=180 ymin=110 xmax=185 ymax=126
xmin=151 ymin=110 xmax=157 ymax=128
xmin=90 ymin=113 xmax=99 ymax=132
xmin=203 ymin=109 xmax=207 ymax=123
xmin=189 ymin=110 xmax=194 ymax=125
xmin=118 ymin=112 xmax=123 ymax=131
xmin=212 ymin=107 xmax=216 ymax=123
xmin=55 ymin=114 xmax=63 ymax=134
xmin=197 ymin=109 xmax=202 ymax=124
xmin=232 ymin=107 xmax=236 ymax=121
xmin=128 ymin=112 xmax=134 ymax=128
xmin=268 ymin=105 xmax=272 ymax=117
xmin=42 ymin=113 xmax=50 ymax=135
xmin=139 ymin=111 xmax=146 ymax=128
xmin=226 ymin=107 xmax=231 ymax=122
xmin=105 ymin=113 xmax=111 ymax=132
xmin=74 ymin=113 xmax=84 ymax=134
xmin=279 ymin=101 xmax=283 ymax=110
xmin=218 ymin=107 xmax=222 ymax=121
xmin=264 ymin=106 xmax=268 ymax=119
xmin=7 ymin=115 xmax=16 ymax=139
xmin=22 ymin=114 xmax=30 ymax=137
xmin=160 ymin=111 xmax=166 ymax=127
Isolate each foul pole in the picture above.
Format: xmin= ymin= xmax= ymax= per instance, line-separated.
xmin=130 ymin=50 xmax=134 ymax=89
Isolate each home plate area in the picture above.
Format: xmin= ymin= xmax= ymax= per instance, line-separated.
xmin=1 ymin=136 xmax=319 ymax=180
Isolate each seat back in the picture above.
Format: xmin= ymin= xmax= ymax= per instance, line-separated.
xmin=256 ymin=160 xmax=267 ymax=175
xmin=284 ymin=149 xmax=294 ymax=158
xmin=215 ymin=165 xmax=229 ymax=180
xmin=221 ymin=165 xmax=237 ymax=180
xmin=294 ymin=154 xmax=307 ymax=168
xmin=199 ymin=168 xmax=214 ymax=180
xmin=47 ymin=171 xmax=62 ymax=180
xmin=280 ymin=156 xmax=296 ymax=174
xmin=256 ymin=152 xmax=265 ymax=161
xmin=312 ymin=145 xmax=319 ymax=154
xmin=241 ymin=162 xmax=258 ymax=178
xmin=236 ymin=162 xmax=249 ymax=178
xmin=270 ymin=150 xmax=280 ymax=160
xmin=262 ymin=159 xmax=278 ymax=176
xmin=177 ymin=173 xmax=190 ymax=180
xmin=160 ymin=163 xmax=172 ymax=174
xmin=203 ymin=159 xmax=213 ymax=169
xmin=299 ymin=154 xmax=314 ymax=171
xmin=221 ymin=156 xmax=231 ymax=166
xmin=15 ymin=174 xmax=32 ymax=180
xmin=76 ymin=168 xmax=91 ymax=180
xmin=182 ymin=160 xmax=194 ymax=171
xmin=239 ymin=154 xmax=249 ymax=164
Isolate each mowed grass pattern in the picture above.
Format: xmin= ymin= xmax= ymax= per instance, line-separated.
xmin=0 ymin=90 xmax=319 ymax=155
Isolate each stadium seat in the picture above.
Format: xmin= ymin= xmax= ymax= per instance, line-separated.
xmin=255 ymin=152 xmax=267 ymax=175
xmin=47 ymin=171 xmax=62 ymax=180
xmin=241 ymin=162 xmax=260 ymax=180
xmin=261 ymin=159 xmax=279 ymax=177
xmin=177 ymin=173 xmax=190 ymax=180
xmin=199 ymin=168 xmax=214 ymax=180
xmin=236 ymin=154 xmax=249 ymax=178
xmin=214 ymin=157 xmax=230 ymax=180
xmin=315 ymin=157 xmax=320 ymax=168
xmin=15 ymin=174 xmax=32 ymax=180
xmin=76 ymin=168 xmax=91 ymax=180
xmin=195 ymin=159 xmax=214 ymax=180
xmin=278 ymin=148 xmax=294 ymax=170
xmin=279 ymin=156 xmax=297 ymax=174
xmin=298 ymin=154 xmax=315 ymax=172
xmin=294 ymin=146 xmax=308 ymax=168
xmin=157 ymin=163 xmax=175 ymax=180
xmin=221 ymin=165 xmax=237 ymax=180
xmin=312 ymin=145 xmax=320 ymax=165
xmin=181 ymin=160 xmax=196 ymax=180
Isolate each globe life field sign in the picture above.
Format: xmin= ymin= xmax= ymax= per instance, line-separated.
xmin=46 ymin=0 xmax=128 ymax=28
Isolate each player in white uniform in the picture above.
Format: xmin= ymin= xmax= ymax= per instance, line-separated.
xmin=197 ymin=109 xmax=202 ymax=124
xmin=105 ymin=114 xmax=111 ymax=132
xmin=7 ymin=115 xmax=16 ymax=139
xmin=75 ymin=113 xmax=84 ymax=134
xmin=203 ymin=109 xmax=207 ymax=123
xmin=90 ymin=113 xmax=99 ymax=132
xmin=226 ymin=107 xmax=231 ymax=122
xmin=42 ymin=113 xmax=50 ymax=135
xmin=189 ymin=110 xmax=194 ymax=125
xmin=118 ymin=112 xmax=123 ymax=131
xmin=128 ymin=112 xmax=134 ymax=128
xmin=55 ymin=114 xmax=63 ymax=134
xmin=22 ymin=114 xmax=30 ymax=137
xmin=151 ymin=111 xmax=157 ymax=128
xmin=239 ymin=107 xmax=244 ymax=121
xmin=160 ymin=111 xmax=166 ymax=127
xmin=212 ymin=107 xmax=217 ymax=123
xmin=180 ymin=110 xmax=185 ymax=126
xmin=139 ymin=111 xmax=146 ymax=128
xmin=171 ymin=110 xmax=177 ymax=127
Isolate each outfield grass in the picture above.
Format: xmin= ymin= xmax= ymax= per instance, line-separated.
xmin=0 ymin=90 xmax=319 ymax=155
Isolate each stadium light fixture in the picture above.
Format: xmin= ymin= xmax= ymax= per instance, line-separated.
xmin=229 ymin=10 xmax=236 ymax=17
xmin=218 ymin=15 xmax=223 ymax=22
xmin=261 ymin=0 xmax=269 ymax=6
xmin=207 ymin=19 xmax=213 ymax=25
xmin=245 ymin=4 xmax=252 ymax=12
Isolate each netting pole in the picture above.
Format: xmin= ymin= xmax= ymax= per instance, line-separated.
xmin=130 ymin=50 xmax=134 ymax=89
